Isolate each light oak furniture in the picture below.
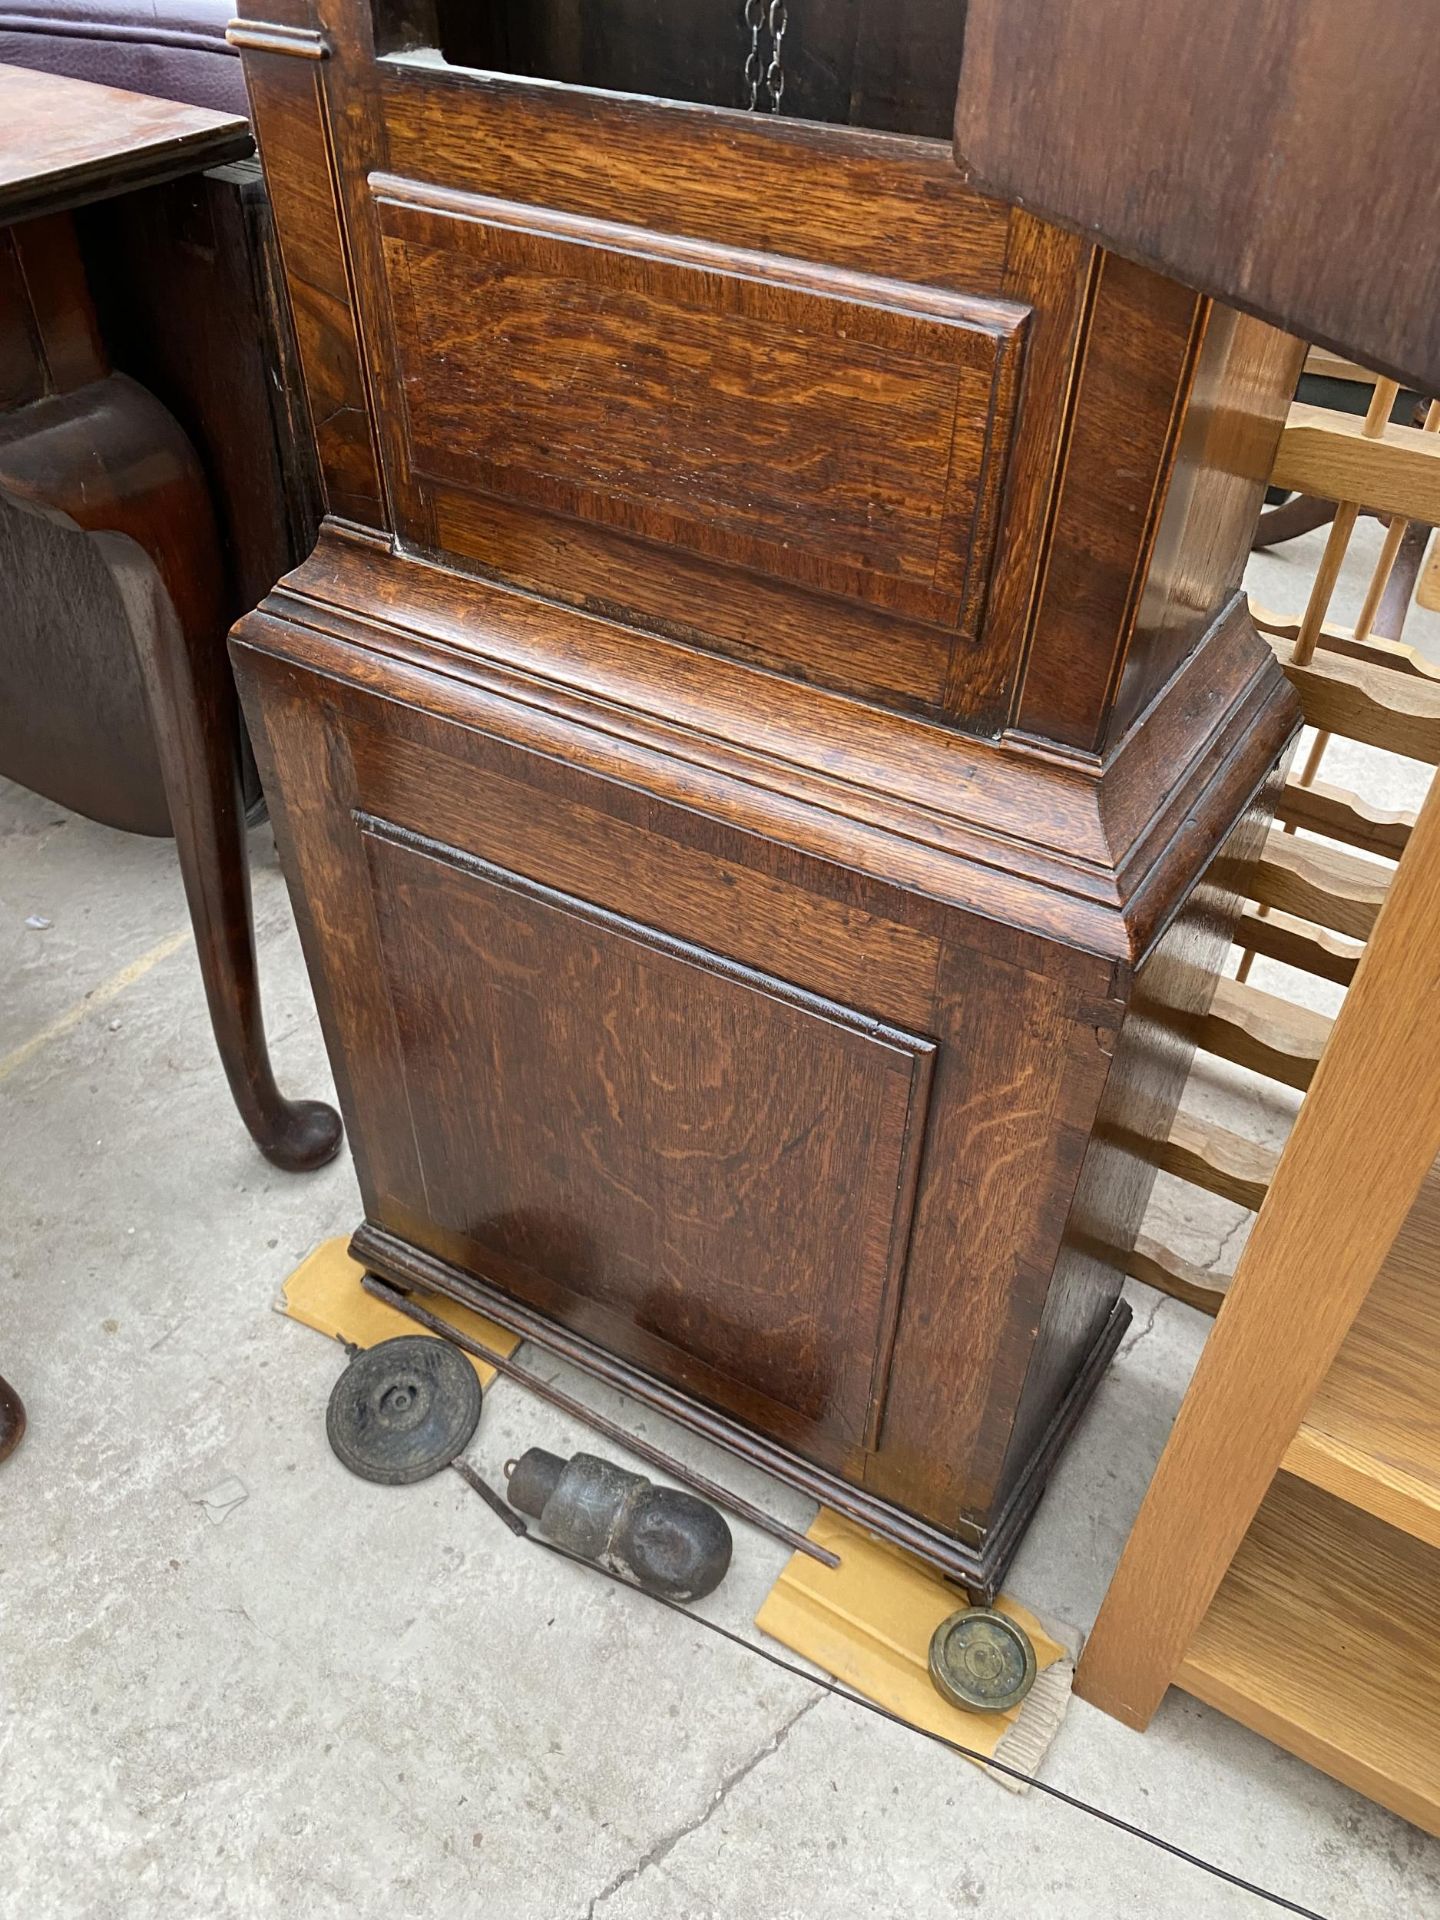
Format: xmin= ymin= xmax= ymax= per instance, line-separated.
xmin=1108 ymin=372 xmax=1440 ymax=1317
xmin=225 ymin=0 xmax=1302 ymax=1597
xmin=1076 ymin=745 xmax=1440 ymax=1835
xmin=0 ymin=62 xmax=340 ymax=1169
xmin=1067 ymin=363 xmax=1440 ymax=1849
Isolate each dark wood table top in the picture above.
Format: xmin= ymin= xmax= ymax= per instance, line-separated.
xmin=0 ymin=62 xmax=252 ymax=227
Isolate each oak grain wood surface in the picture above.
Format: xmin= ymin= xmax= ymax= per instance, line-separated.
xmin=1269 ymin=636 xmax=1440 ymax=765
xmin=1254 ymin=601 xmax=1440 ymax=685
xmin=1177 ymin=1476 xmax=1440 ymax=1835
xmin=362 ymin=67 xmax=1087 ymax=733
xmin=1187 ymin=977 xmax=1330 ymax=1093
xmin=1282 ymin=1159 xmax=1440 ymax=1550
xmin=0 ymin=63 xmax=251 ymax=225
xmin=362 ymin=817 xmax=936 ymax=1460
xmin=1272 ymin=404 xmax=1440 ymax=525
xmin=1076 ymin=764 xmax=1440 ymax=1732
xmin=1148 ymin=1111 xmax=1276 ymax=1216
xmin=1274 ymin=778 xmax=1414 ymax=860
xmin=1124 ymin=1236 xmax=1228 ymax=1319
xmin=1232 ymin=907 xmax=1360 ymax=990
xmin=226 ymin=0 xmax=1302 ymax=1588
xmin=1248 ymin=828 xmax=1390 ymax=944
xmin=377 ymin=181 xmax=1026 ymax=635
xmin=953 ymin=0 xmax=1440 ymax=396
xmin=1422 ymin=540 xmax=1440 ymax=615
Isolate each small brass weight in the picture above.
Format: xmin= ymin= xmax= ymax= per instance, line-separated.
xmin=928 ymin=1607 xmax=1039 ymax=1715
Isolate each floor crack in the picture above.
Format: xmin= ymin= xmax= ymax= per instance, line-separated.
xmin=1200 ymin=1209 xmax=1251 ymax=1276
xmin=582 ymin=1694 xmax=820 ymax=1918
xmin=1120 ymin=1293 xmax=1164 ymax=1355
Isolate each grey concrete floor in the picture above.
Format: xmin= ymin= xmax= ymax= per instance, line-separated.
xmin=4 ymin=520 xmax=1440 ymax=1918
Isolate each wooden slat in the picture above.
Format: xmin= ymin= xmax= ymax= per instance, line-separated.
xmin=1252 ymin=600 xmax=1440 ymax=684
xmin=1125 ymin=1235 xmax=1227 ymax=1317
xmin=1249 ymin=827 xmax=1390 ymax=941
xmin=1275 ymin=777 xmax=1414 ymax=860
xmin=1155 ymin=1110 xmax=1276 ymax=1212
xmin=1348 ymin=400 xmax=1440 ymax=644
xmin=1301 ymin=346 xmax=1371 ymax=384
xmin=1189 ymin=976 xmax=1330 ymax=1090
xmin=1178 ymin=1477 xmax=1440 ymax=1837
xmin=1271 ymin=402 xmax=1440 ymax=523
xmin=1267 ymin=634 xmax=1440 ymax=763
xmin=1234 ymin=906 xmax=1361 ymax=988
xmin=1283 ymin=1156 xmax=1440 ymax=1550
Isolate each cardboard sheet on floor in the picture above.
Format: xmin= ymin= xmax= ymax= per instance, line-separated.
xmin=277 ymin=1235 xmax=520 ymax=1383
xmin=755 ymin=1510 xmax=1072 ymax=1791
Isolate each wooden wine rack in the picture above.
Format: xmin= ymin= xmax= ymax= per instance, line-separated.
xmin=1078 ymin=365 xmax=1440 ymax=1837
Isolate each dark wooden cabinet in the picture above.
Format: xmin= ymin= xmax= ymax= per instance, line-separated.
xmin=228 ymin=0 xmax=1301 ymax=1594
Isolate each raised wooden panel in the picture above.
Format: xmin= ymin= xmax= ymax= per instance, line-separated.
xmin=360 ymin=817 xmax=936 ymax=1459
xmin=365 ymin=65 xmax=1090 ymax=730
xmin=374 ymin=179 xmax=1027 ymax=635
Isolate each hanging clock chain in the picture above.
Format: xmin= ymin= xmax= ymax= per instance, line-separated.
xmin=765 ymin=2 xmax=787 ymax=112
xmin=743 ymin=0 xmax=766 ymax=109
xmin=742 ymin=0 xmax=787 ymax=112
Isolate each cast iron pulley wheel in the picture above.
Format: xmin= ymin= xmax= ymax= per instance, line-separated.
xmin=326 ymin=1335 xmax=482 ymax=1485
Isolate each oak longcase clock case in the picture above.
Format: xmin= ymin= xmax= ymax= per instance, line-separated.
xmin=227 ymin=0 xmax=1301 ymax=1595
